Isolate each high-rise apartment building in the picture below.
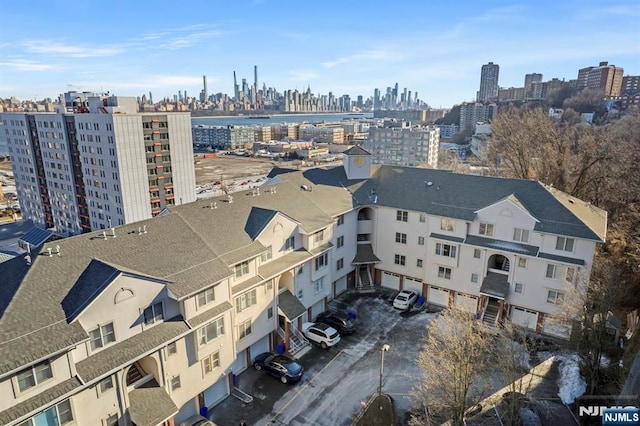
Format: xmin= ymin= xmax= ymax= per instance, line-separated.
xmin=576 ymin=61 xmax=624 ymax=96
xmin=524 ymin=73 xmax=543 ymax=98
xmin=621 ymin=75 xmax=640 ymax=96
xmin=477 ymin=62 xmax=500 ymax=102
xmin=365 ymin=121 xmax=440 ymax=168
xmin=192 ymin=125 xmax=255 ymax=150
xmin=459 ymin=102 xmax=496 ymax=131
xmin=2 ymin=96 xmax=195 ymax=236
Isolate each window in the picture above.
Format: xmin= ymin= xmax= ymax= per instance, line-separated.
xmin=143 ymin=302 xmax=164 ymax=325
xmin=336 ymin=258 xmax=344 ymax=270
xmin=337 ymin=214 xmax=344 ymax=226
xmin=435 ymin=243 xmax=457 ymax=258
xmin=473 ymin=249 xmax=481 ymax=259
xmin=395 ymin=232 xmax=407 ymax=244
xmin=556 ymin=237 xmax=575 ymax=252
xmin=418 ymin=236 xmax=424 ymax=245
xmin=238 ymin=320 xmax=252 ymax=339
xmin=313 ymin=229 xmax=324 ymax=243
xmin=337 ymin=235 xmax=344 ymax=248
xmin=514 ymin=283 xmax=524 ymax=294
xmin=104 ymin=414 xmax=118 ymax=426
xmin=265 ymin=279 xmax=273 ymax=293
xmin=198 ymin=317 xmax=225 ymax=345
xmin=440 ymin=218 xmax=454 ymax=231
xmin=19 ymin=400 xmax=73 ymax=425
xmin=284 ymin=235 xmax=295 ymax=250
xmin=260 ymin=246 xmax=273 ymax=262
xmin=98 ymin=377 xmax=113 ymax=394
xmin=203 ymin=351 xmax=221 ymax=374
xmin=171 ymin=375 xmax=181 ymax=390
xmin=479 ymin=222 xmax=494 ymax=236
xmin=268 ymin=307 xmax=273 ymax=318
xmin=235 ymin=289 xmax=257 ymax=313
xmin=546 ymin=264 xmax=575 ymax=282
xmin=438 ymin=266 xmax=452 ymax=279
xmin=315 ymin=252 xmax=329 ymax=270
xmin=513 ymin=228 xmax=529 ymax=242
xmin=419 ymin=213 xmax=426 ymax=223
xmin=234 ymin=261 xmax=249 ymax=278
xmin=197 ymin=287 xmax=215 ymax=307
xmin=167 ymin=342 xmax=177 ymax=356
xmin=471 ymin=273 xmax=478 ymax=283
xmin=396 ymin=210 xmax=408 ymax=222
xmin=547 ymin=290 xmax=565 ymax=305
xmin=417 ymin=259 xmax=423 ymax=268
xmin=89 ymin=323 xmax=116 ymax=351
xmin=16 ymin=361 xmax=53 ymax=392
xmin=394 ymin=254 xmax=406 ymax=266
xmin=314 ymin=278 xmax=324 ymax=294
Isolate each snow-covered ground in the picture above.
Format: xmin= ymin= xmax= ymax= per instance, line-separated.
xmin=255 ymin=297 xmax=438 ymax=426
xmin=555 ymin=353 xmax=587 ymax=404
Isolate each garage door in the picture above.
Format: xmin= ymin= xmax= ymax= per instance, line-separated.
xmin=403 ymin=277 xmax=422 ymax=294
xmin=428 ymin=286 xmax=449 ymax=307
xmin=381 ymin=272 xmax=400 ymax=290
xmin=232 ymin=349 xmax=247 ymax=374
xmin=310 ymin=299 xmax=325 ymax=320
xmin=511 ymin=307 xmax=538 ymax=330
xmin=334 ymin=276 xmax=347 ymax=297
xmin=455 ymin=293 xmax=478 ymax=313
xmin=250 ymin=335 xmax=270 ymax=360
xmin=204 ymin=377 xmax=228 ymax=407
xmin=543 ymin=316 xmax=571 ymax=339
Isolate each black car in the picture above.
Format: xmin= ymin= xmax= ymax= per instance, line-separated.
xmin=316 ymin=310 xmax=357 ymax=335
xmin=253 ymin=352 xmax=304 ymax=384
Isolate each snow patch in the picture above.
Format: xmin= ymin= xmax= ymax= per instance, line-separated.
xmin=536 ymin=351 xmax=554 ymax=362
xmin=556 ymin=354 xmax=586 ymax=404
xmin=600 ymin=354 xmax=611 ymax=368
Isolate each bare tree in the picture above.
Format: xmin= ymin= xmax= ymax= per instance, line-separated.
xmin=411 ymin=309 xmax=492 ymax=426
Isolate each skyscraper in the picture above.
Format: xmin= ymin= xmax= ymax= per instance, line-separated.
xmin=2 ymin=95 xmax=196 ymax=236
xmin=203 ymin=75 xmax=208 ymax=103
xmin=524 ymin=73 xmax=543 ymax=98
xmin=477 ymin=62 xmax=500 ymax=102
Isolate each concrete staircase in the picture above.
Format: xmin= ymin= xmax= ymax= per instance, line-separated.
xmin=358 ymin=267 xmax=376 ymax=293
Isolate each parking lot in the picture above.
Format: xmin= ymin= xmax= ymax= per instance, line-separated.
xmin=209 ymin=291 xmax=439 ymax=426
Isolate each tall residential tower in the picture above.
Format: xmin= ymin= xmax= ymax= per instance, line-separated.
xmin=477 ymin=62 xmax=500 ymax=102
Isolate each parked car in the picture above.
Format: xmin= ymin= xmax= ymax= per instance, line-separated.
xmin=315 ymin=310 xmax=357 ymax=335
xmin=302 ymin=322 xmax=341 ymax=349
xmin=393 ymin=290 xmax=418 ymax=310
xmin=253 ymin=352 xmax=304 ymax=383
xmin=179 ymin=414 xmax=217 ymax=426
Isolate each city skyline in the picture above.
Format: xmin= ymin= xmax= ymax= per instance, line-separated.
xmin=1 ymin=0 xmax=639 ymax=108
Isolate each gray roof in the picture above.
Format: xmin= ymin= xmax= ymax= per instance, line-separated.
xmin=430 ymin=233 xmax=465 ymax=244
xmin=343 ymin=145 xmax=371 ymax=156
xmin=232 ymin=275 xmax=265 ymax=295
xmin=352 ymin=243 xmax=381 ymax=264
xmin=351 ymin=166 xmax=605 ymax=242
xmin=0 ymin=219 xmax=34 ymax=242
xmin=0 ymin=377 xmax=82 ymax=425
xmin=278 ymin=290 xmax=307 ymax=320
xmin=129 ymin=380 xmax=178 ymax=426
xmin=538 ymin=252 xmax=585 ymax=266
xmin=189 ymin=301 xmax=232 ymax=328
xmin=480 ymin=273 xmax=510 ymax=299
xmin=464 ymin=235 xmax=539 ymax=257
xmin=75 ymin=316 xmax=189 ymax=383
xmin=258 ymin=250 xmax=313 ymax=280
xmin=244 ymin=207 xmax=278 ymax=240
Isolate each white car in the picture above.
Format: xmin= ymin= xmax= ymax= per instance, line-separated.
xmin=302 ymin=322 xmax=341 ymax=349
xmin=393 ymin=290 xmax=418 ymax=310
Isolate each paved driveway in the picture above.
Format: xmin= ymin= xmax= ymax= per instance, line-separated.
xmin=209 ymin=292 xmax=438 ymax=426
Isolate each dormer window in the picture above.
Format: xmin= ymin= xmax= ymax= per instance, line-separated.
xmin=143 ymin=302 xmax=164 ymax=325
xmin=513 ymin=228 xmax=529 ymax=243
xmin=479 ymin=222 xmax=494 ymax=236
xmin=89 ymin=322 xmax=116 ymax=351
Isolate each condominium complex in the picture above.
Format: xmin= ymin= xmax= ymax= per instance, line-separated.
xmin=364 ymin=121 xmax=440 ymax=168
xmin=2 ymin=97 xmax=195 ymax=236
xmin=477 ymin=62 xmax=500 ymax=102
xmin=298 ymin=125 xmax=345 ymax=144
xmin=459 ymin=102 xmax=496 ymax=130
xmin=0 ymin=148 xmax=606 ymax=426
xmin=191 ymin=125 xmax=255 ymax=150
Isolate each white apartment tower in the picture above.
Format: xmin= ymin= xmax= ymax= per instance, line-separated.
xmin=2 ymin=96 xmax=196 ymax=235
xmin=365 ymin=121 xmax=440 ymax=168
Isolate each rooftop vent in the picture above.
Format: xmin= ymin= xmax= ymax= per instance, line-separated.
xmin=568 ymin=199 xmax=575 ymax=204
xmin=25 ymin=255 xmax=32 ymax=265
xmin=102 ymin=231 xmax=107 ymax=240
xmin=56 ymin=245 xmax=61 ymax=257
xmin=47 ymin=248 xmax=52 ymax=257
xmin=426 ymin=181 xmax=433 ymax=187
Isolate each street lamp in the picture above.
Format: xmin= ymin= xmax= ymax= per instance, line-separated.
xmin=378 ymin=344 xmax=390 ymax=395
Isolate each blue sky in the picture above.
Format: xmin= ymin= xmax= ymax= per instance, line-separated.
xmin=1 ymin=0 xmax=639 ymax=108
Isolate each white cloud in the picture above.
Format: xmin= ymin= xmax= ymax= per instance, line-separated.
xmin=23 ymin=40 xmax=121 ymax=58
xmin=322 ymin=49 xmax=406 ymax=69
xmin=0 ymin=59 xmax=56 ymax=71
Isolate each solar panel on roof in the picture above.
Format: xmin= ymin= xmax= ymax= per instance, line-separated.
xmin=19 ymin=227 xmax=53 ymax=247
